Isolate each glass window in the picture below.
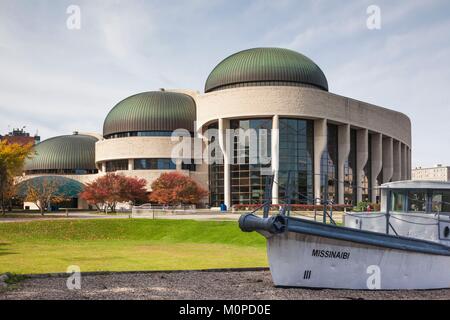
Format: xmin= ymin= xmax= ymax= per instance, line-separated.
xmin=391 ymin=191 xmax=406 ymax=212
xmin=25 ymin=169 xmax=98 ymax=175
xmin=207 ymin=122 xmax=224 ymax=207
xmin=362 ymin=134 xmax=373 ymax=202
xmin=407 ymin=191 xmax=426 ymax=212
xmin=181 ymin=162 xmax=196 ymax=171
xmin=229 ymin=118 xmax=272 ymax=205
xmin=343 ymin=129 xmax=357 ymax=205
xmin=278 ymin=118 xmax=314 ymax=204
xmin=320 ymin=124 xmax=338 ymax=203
xmin=134 ymin=158 xmax=176 ymax=170
xmin=106 ymin=160 xmax=128 ymax=172
xmin=105 ymin=131 xmax=192 ymax=139
xmin=432 ymin=190 xmax=450 ymax=213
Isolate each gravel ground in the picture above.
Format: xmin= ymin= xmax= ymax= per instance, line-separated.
xmin=1 ymin=270 xmax=450 ymax=300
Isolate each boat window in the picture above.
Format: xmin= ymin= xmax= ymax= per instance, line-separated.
xmin=432 ymin=191 xmax=450 ymax=213
xmin=391 ymin=191 xmax=406 ymax=212
xmin=407 ymin=191 xmax=427 ymax=212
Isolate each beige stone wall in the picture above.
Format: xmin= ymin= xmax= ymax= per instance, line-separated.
xmin=196 ymin=86 xmax=411 ymax=147
xmin=95 ymin=136 xmax=201 ymax=163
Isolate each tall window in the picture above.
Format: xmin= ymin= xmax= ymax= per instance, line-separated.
xmin=207 ymin=122 xmax=224 ymax=207
xmin=278 ymin=119 xmax=314 ymax=204
xmin=376 ymin=168 xmax=383 ymax=203
xmin=362 ymin=134 xmax=373 ymax=202
xmin=320 ymin=124 xmax=339 ymax=203
xmin=343 ymin=129 xmax=357 ymax=205
xmin=230 ymin=119 xmax=272 ymax=205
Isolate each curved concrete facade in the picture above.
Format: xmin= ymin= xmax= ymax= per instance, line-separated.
xmin=193 ymin=86 xmax=412 ymax=208
xmin=96 ymin=136 xmax=190 ymax=162
xmin=196 ymin=86 xmax=411 ymax=147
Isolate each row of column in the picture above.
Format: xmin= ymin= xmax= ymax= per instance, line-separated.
xmin=216 ymin=116 xmax=411 ymax=208
xmin=312 ymin=119 xmax=411 ymax=204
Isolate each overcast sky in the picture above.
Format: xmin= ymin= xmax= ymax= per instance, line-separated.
xmin=0 ymin=0 xmax=449 ymax=167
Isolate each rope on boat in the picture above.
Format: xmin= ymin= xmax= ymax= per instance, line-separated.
xmin=389 ymin=215 xmax=439 ymax=226
xmin=344 ymin=212 xmax=386 ymax=219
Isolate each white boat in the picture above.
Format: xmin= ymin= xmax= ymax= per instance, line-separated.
xmin=239 ymin=181 xmax=450 ymax=290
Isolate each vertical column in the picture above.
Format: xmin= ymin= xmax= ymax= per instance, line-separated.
xmin=128 ymin=159 xmax=134 ymax=171
xmin=382 ymin=137 xmax=393 ymax=183
xmin=175 ymin=159 xmax=183 ymax=171
xmin=401 ymin=144 xmax=407 ymax=180
xmin=101 ymin=162 xmax=107 ymax=173
xmin=407 ymin=147 xmax=412 ymax=180
xmin=271 ymin=115 xmax=280 ymax=204
xmin=314 ymin=119 xmax=327 ymax=203
xmin=371 ymin=133 xmax=383 ymax=203
xmin=337 ymin=124 xmax=350 ymax=205
xmin=392 ymin=140 xmax=401 ymax=181
xmin=218 ymin=118 xmax=231 ymax=208
xmin=356 ymin=129 xmax=368 ymax=203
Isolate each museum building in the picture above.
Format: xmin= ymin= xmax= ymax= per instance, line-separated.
xmin=20 ymin=47 xmax=412 ymax=209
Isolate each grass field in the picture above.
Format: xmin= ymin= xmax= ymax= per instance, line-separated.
xmin=0 ymin=219 xmax=267 ymax=274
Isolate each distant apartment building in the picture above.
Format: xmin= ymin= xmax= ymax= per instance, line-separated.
xmin=412 ymin=165 xmax=450 ymax=182
xmin=0 ymin=128 xmax=40 ymax=145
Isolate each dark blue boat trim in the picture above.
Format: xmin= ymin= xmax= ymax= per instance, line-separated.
xmin=286 ymin=216 xmax=450 ymax=257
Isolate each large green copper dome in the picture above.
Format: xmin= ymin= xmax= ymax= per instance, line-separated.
xmin=205 ymin=47 xmax=328 ymax=93
xmin=24 ymin=134 xmax=98 ymax=172
xmin=103 ymin=91 xmax=196 ymax=137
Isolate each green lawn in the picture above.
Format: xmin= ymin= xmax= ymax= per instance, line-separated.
xmin=0 ymin=219 xmax=267 ymax=274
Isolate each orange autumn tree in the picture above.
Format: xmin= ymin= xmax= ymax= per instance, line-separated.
xmin=80 ymin=173 xmax=148 ymax=212
xmin=149 ymin=172 xmax=207 ymax=205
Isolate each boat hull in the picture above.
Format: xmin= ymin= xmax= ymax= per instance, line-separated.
xmin=267 ymin=231 xmax=450 ymax=290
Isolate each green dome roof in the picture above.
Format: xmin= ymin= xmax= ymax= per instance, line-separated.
xmin=24 ymin=134 xmax=97 ymax=172
xmin=103 ymin=91 xmax=197 ymax=137
xmin=205 ymin=47 xmax=328 ymax=93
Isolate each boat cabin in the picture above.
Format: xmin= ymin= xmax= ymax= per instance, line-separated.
xmin=345 ymin=180 xmax=450 ymax=245
xmin=379 ymin=180 xmax=450 ymax=214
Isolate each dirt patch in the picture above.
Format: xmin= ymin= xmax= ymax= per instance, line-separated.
xmin=1 ymin=270 xmax=450 ymax=300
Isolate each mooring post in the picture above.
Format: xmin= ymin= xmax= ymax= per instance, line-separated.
xmin=385 ymin=188 xmax=391 ymax=235
xmin=323 ymin=173 xmax=328 ymax=224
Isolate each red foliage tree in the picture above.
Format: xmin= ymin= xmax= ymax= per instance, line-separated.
xmin=149 ymin=172 xmax=208 ymax=205
xmin=80 ymin=173 xmax=148 ymax=212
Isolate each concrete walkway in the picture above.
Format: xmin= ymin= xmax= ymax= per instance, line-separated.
xmin=0 ymin=210 xmax=340 ymax=223
xmin=0 ymin=212 xmax=245 ymax=223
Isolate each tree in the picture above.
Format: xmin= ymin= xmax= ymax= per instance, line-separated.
xmin=79 ymin=173 xmax=148 ymax=212
xmin=149 ymin=172 xmax=208 ymax=206
xmin=0 ymin=140 xmax=33 ymax=214
xmin=23 ymin=178 xmax=69 ymax=215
